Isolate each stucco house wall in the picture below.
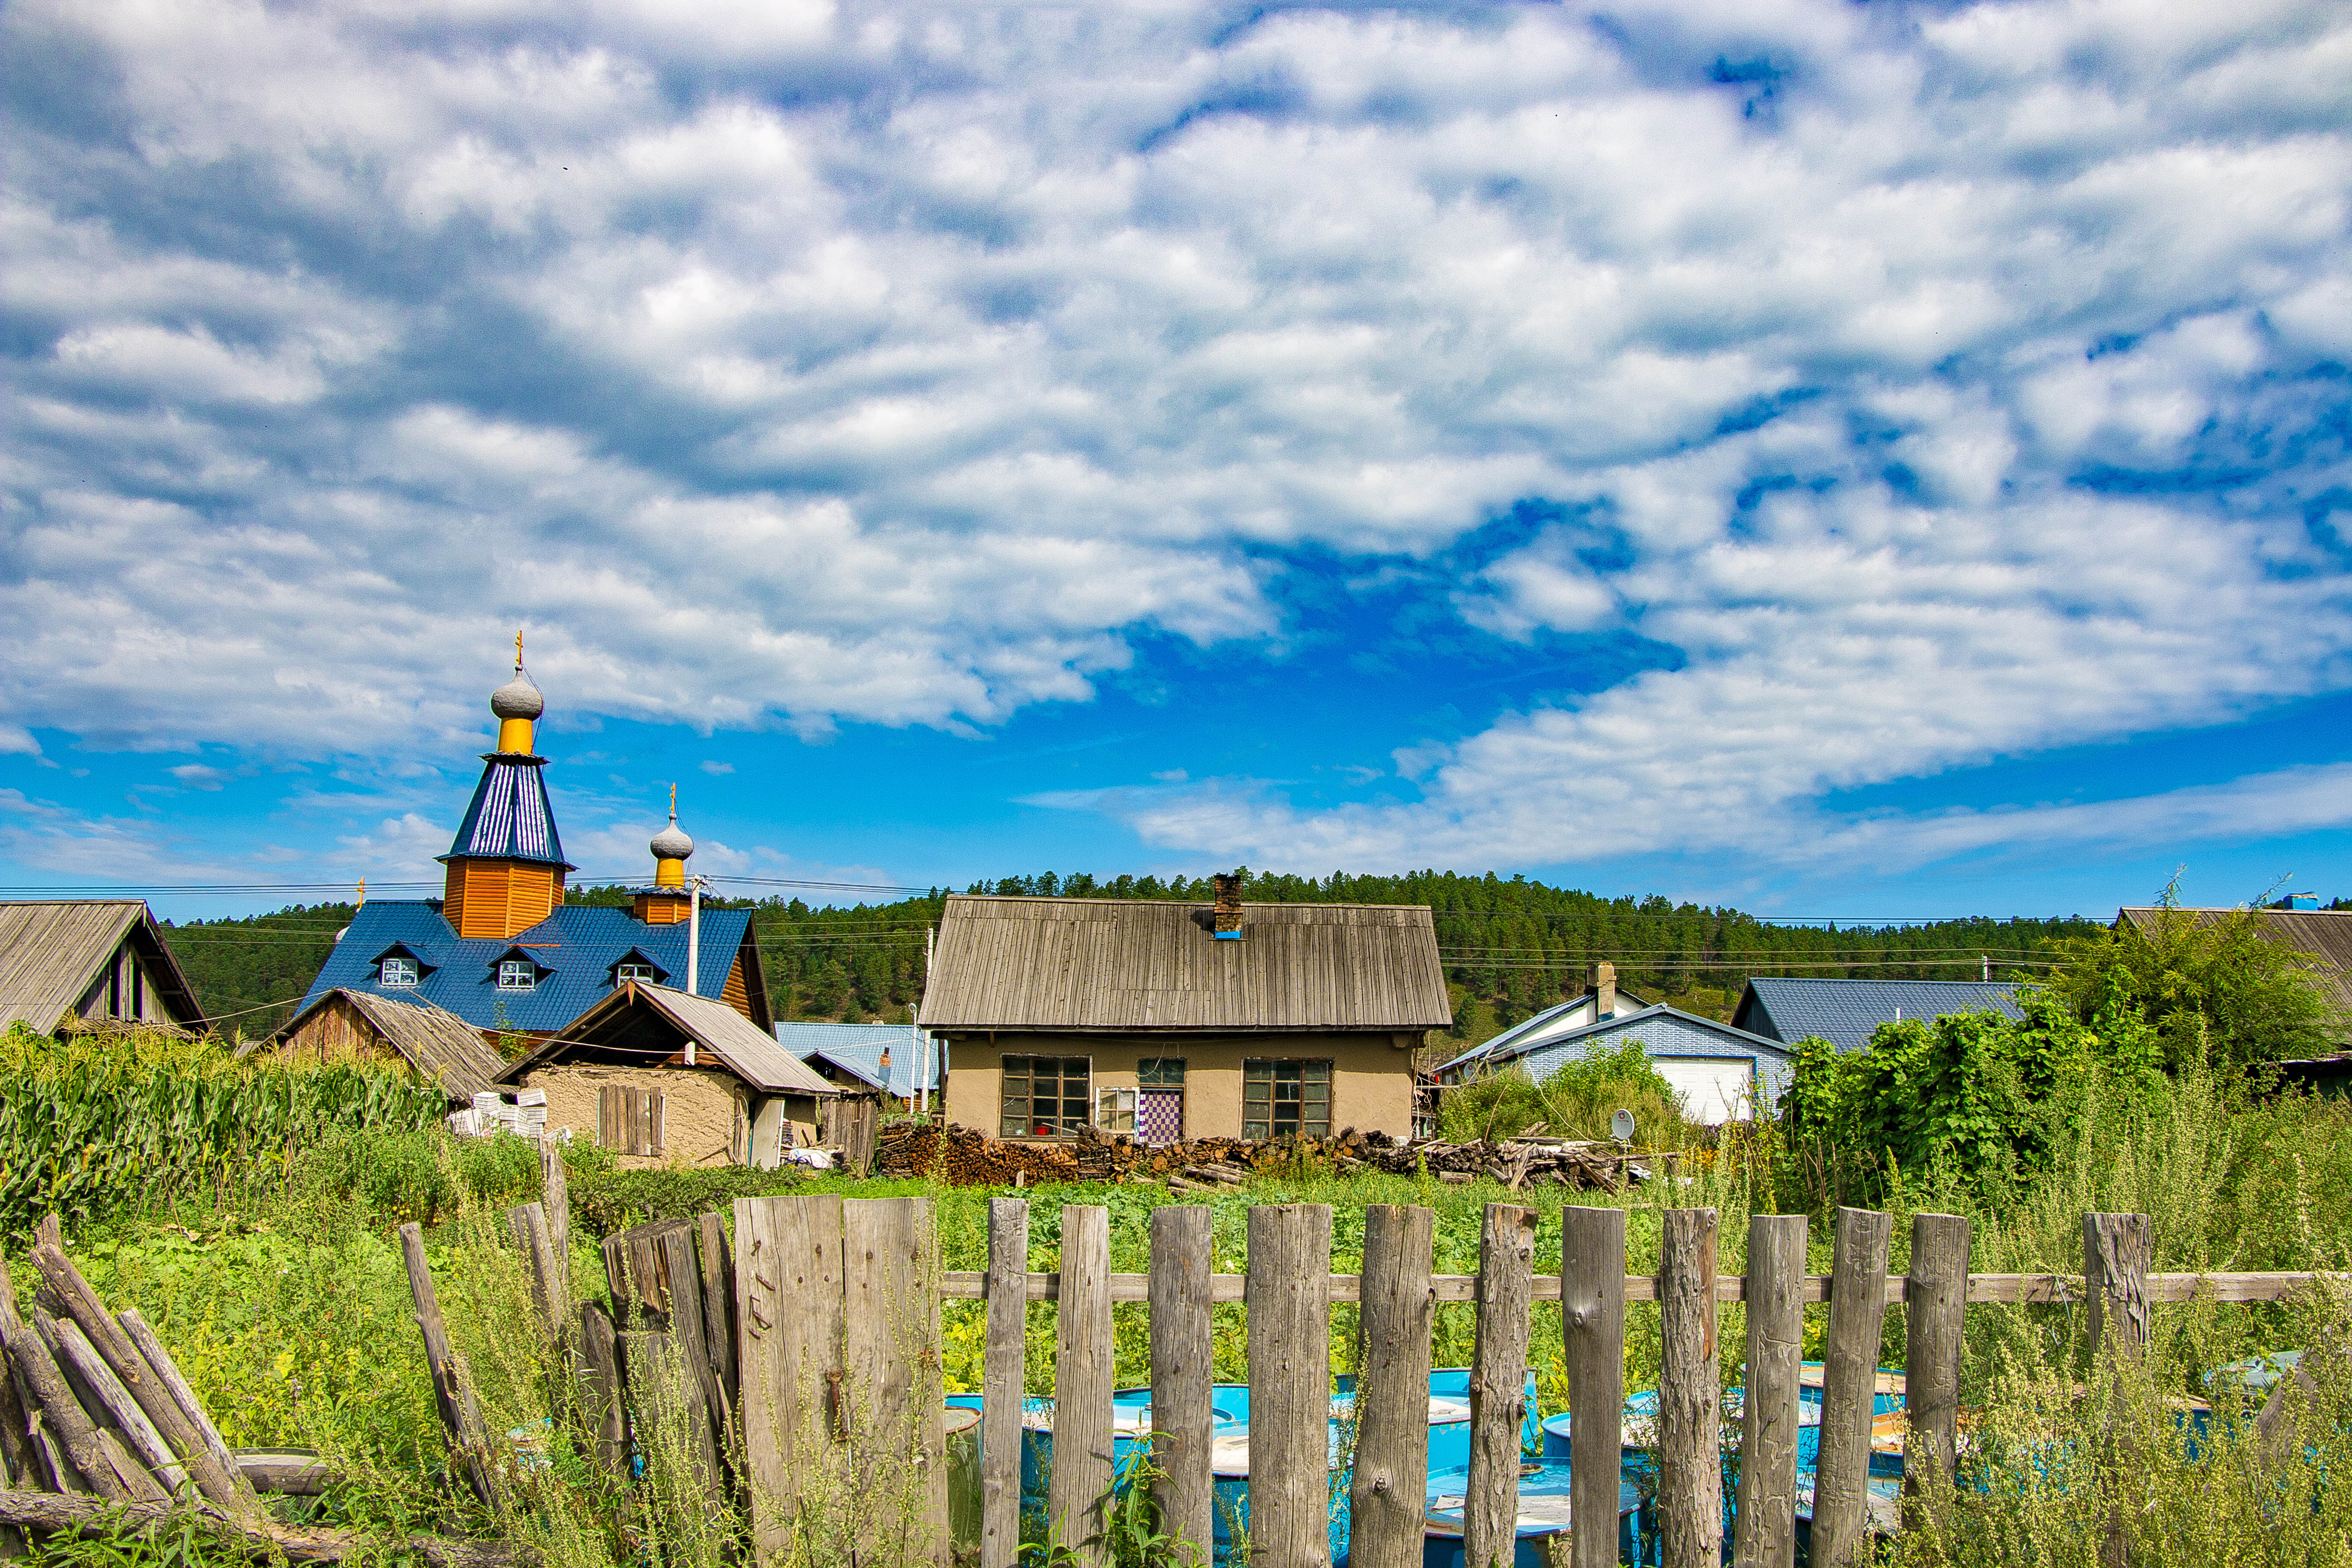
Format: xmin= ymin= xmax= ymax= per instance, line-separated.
xmin=523 ymin=1063 xmax=751 ymax=1169
xmin=943 ymin=1031 xmax=1417 ymax=1142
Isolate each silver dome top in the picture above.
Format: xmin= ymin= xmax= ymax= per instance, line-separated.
xmin=490 ymin=671 xmax=544 ymax=720
xmin=651 ymin=813 xmax=695 ymax=862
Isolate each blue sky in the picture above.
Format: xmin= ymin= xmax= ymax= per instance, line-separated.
xmin=2 ymin=0 xmax=2348 ymax=923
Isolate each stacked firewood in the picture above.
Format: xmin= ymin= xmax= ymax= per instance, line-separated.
xmin=871 ymin=1121 xmax=1639 ymax=1191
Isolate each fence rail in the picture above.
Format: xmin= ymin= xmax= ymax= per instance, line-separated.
xmin=937 ymin=1268 xmax=2352 ymax=1305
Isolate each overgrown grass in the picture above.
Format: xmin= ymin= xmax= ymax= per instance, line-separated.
xmin=1436 ymin=1041 xmax=1703 ymax=1146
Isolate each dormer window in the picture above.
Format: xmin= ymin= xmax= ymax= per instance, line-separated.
xmin=380 ymin=956 xmax=420 ymax=988
xmin=616 ymin=962 xmax=656 ymax=983
xmin=498 ymin=959 xmax=537 ymax=992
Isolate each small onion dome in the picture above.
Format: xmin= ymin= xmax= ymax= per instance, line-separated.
xmin=490 ymin=671 xmax=544 ymax=721
xmin=651 ymin=813 xmax=695 ymax=862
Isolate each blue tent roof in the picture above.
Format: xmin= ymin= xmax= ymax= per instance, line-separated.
xmin=441 ymin=755 xmax=572 ymax=869
xmin=1733 ymin=977 xmax=2022 ymax=1054
xmin=773 ymin=1022 xmax=937 ymax=1098
xmin=296 ymin=900 xmax=754 ymax=1033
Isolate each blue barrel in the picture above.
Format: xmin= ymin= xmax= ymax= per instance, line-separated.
xmin=1422 ymin=1462 xmax=1641 ymax=1568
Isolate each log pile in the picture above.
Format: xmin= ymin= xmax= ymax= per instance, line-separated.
xmin=871 ymin=1122 xmax=1641 ymax=1191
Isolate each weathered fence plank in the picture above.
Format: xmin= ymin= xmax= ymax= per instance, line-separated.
xmin=539 ymin=1138 xmax=570 ymax=1295
xmin=696 ymin=1213 xmax=738 ymax=1429
xmin=1812 ymin=1207 xmax=1893 ymax=1568
xmin=396 ymin=1222 xmax=495 ymax=1507
xmin=1659 ymin=1209 xmax=1722 ymax=1568
xmin=575 ymin=1300 xmax=629 ymax=1478
xmin=1904 ymin=1212 xmax=1970 ymax=1516
xmin=119 ymin=1308 xmax=255 ymax=1510
xmin=1733 ymin=1214 xmax=1806 ymax=1568
xmin=1248 ymin=1204 xmax=1334 ymax=1568
xmin=843 ymin=1197 xmax=947 ymax=1566
xmin=505 ymin=1202 xmax=566 ymax=1344
xmin=1351 ymin=1205 xmax=1435 ymax=1568
xmin=981 ymin=1199 xmax=1029 ymax=1568
xmin=2084 ymin=1213 xmax=2154 ymax=1363
xmin=1051 ymin=1206 xmax=1115 ymax=1568
xmin=654 ymin=1223 xmax=726 ymax=1496
xmin=42 ymin=1314 xmax=189 ymax=1498
xmin=737 ymin=1194 xmax=847 ymax=1566
xmin=1467 ymin=1204 xmax=1535 ymax=1568
xmin=1149 ymin=1205 xmax=1216 ymax=1566
xmin=1561 ymin=1206 xmax=1626 ymax=1568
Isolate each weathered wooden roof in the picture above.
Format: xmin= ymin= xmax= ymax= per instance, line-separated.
xmin=2120 ymin=906 xmax=2352 ymax=1012
xmin=0 ymin=900 xmax=205 ymax=1033
xmin=503 ymin=982 xmax=837 ymax=1095
xmin=917 ymin=895 xmax=1452 ymax=1032
xmin=273 ymin=988 xmax=507 ymax=1105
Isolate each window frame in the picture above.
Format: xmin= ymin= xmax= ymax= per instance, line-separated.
xmin=1242 ymin=1058 xmax=1333 ymax=1139
xmin=1096 ymin=1086 xmax=1137 ymax=1134
xmin=380 ymin=956 xmax=420 ymax=988
xmin=614 ymin=962 xmax=657 ymax=984
xmin=496 ymin=958 xmax=537 ymax=992
xmin=999 ymin=1055 xmax=1093 ymax=1138
xmin=1137 ymin=1057 xmax=1187 ymax=1087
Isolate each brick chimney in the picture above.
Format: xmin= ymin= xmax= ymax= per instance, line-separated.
xmin=1211 ymin=872 xmax=1244 ymax=939
xmin=1591 ymin=961 xmax=1617 ymax=1016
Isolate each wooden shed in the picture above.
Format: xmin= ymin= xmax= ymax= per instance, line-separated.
xmin=263 ymin=987 xmax=507 ymax=1105
xmin=500 ymin=982 xmax=837 ymax=1169
xmin=0 ymin=900 xmax=205 ymax=1035
xmin=2119 ymin=905 xmax=2352 ymax=1021
xmin=918 ymin=885 xmax=1450 ymax=1143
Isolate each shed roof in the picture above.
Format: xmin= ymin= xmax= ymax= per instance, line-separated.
xmin=774 ymin=1021 xmax=932 ymax=1098
xmin=1482 ymin=1002 xmax=1794 ymax=1071
xmin=503 ymin=982 xmax=836 ymax=1096
xmin=1733 ymin=977 xmax=2023 ymax=1054
xmin=2119 ymin=907 xmax=2352 ymax=1013
xmin=1433 ymin=987 xmax=1652 ymax=1077
xmin=916 ymin=894 xmax=1452 ymax=1032
xmin=267 ymin=988 xmax=507 ymax=1104
xmin=0 ymin=900 xmax=205 ymax=1033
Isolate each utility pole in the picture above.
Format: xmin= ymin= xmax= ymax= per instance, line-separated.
xmin=685 ymin=875 xmax=701 ymax=1066
xmin=919 ymin=925 xmax=934 ymax=1118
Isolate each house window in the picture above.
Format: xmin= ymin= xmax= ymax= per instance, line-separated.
xmin=1096 ymin=1087 xmax=1137 ymax=1134
xmin=616 ymin=962 xmax=656 ymax=983
xmin=1000 ymin=1056 xmax=1090 ymax=1138
xmin=1243 ymin=1060 xmax=1332 ymax=1139
xmin=1138 ymin=1058 xmax=1186 ymax=1087
xmin=381 ymin=956 xmax=419 ymax=988
xmin=497 ymin=959 xmax=536 ymax=992
xmin=599 ymin=1086 xmax=663 ymax=1157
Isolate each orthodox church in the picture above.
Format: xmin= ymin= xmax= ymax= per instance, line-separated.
xmin=294 ymin=655 xmax=773 ymax=1041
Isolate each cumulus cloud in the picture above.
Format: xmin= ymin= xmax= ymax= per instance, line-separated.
xmin=2 ymin=0 xmax=2348 ymax=877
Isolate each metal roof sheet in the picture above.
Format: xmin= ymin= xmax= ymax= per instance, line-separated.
xmin=295 ymin=901 xmax=755 ymax=1033
xmin=1470 ymin=1002 xmax=1792 ymax=1071
xmin=773 ymin=1021 xmax=935 ymax=1097
xmin=506 ymin=983 xmax=836 ymax=1095
xmin=1433 ymin=988 xmax=1653 ymax=1076
xmin=1733 ymin=977 xmax=2022 ymax=1054
xmin=443 ymin=755 xmax=572 ymax=868
xmin=917 ymin=895 xmax=1451 ymax=1032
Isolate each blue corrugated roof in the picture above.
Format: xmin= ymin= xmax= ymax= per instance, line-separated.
xmin=297 ymin=901 xmax=753 ymax=1033
xmin=1434 ymin=989 xmax=1652 ymax=1078
xmin=1734 ymin=977 xmax=2022 ymax=1054
xmin=441 ymin=755 xmax=572 ymax=868
xmin=772 ymin=1022 xmax=937 ymax=1099
xmin=1506 ymin=1005 xmax=1797 ymax=1119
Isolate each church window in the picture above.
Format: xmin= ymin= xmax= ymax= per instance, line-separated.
xmin=380 ymin=956 xmax=419 ymax=988
xmin=498 ymin=959 xmax=536 ymax=992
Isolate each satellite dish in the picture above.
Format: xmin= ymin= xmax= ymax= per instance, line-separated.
xmin=1610 ymin=1109 xmax=1635 ymax=1143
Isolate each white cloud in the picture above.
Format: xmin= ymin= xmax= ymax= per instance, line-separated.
xmin=0 ymin=0 xmax=2347 ymax=879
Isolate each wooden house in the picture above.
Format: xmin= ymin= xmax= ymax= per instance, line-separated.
xmin=917 ymin=880 xmax=1450 ymax=1143
xmin=500 ymin=982 xmax=837 ymax=1169
xmin=263 ymin=987 xmax=507 ymax=1105
xmin=0 ymin=900 xmax=205 ymax=1035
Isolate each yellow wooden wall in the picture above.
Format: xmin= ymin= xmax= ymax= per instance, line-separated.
xmin=444 ymin=858 xmax=564 ymax=939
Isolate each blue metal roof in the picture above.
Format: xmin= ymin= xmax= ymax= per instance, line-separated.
xmin=772 ymin=1022 xmax=937 ymax=1099
xmin=441 ymin=755 xmax=572 ymax=868
xmin=1504 ymin=1006 xmax=1798 ymax=1118
xmin=297 ymin=900 xmax=753 ymax=1033
xmin=1434 ymin=989 xmax=1651 ymax=1078
xmin=1733 ymin=977 xmax=2022 ymax=1054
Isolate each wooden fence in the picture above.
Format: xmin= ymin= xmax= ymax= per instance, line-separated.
xmin=461 ymin=1194 xmax=2351 ymax=1568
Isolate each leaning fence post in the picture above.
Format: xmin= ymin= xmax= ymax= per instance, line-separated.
xmin=1732 ymin=1213 xmax=1806 ymax=1568
xmin=1150 ymin=1205 xmax=1215 ymax=1565
xmin=981 ymin=1198 xmax=1030 ymax=1568
xmin=2083 ymin=1213 xmax=2153 ymax=1364
xmin=1812 ymin=1207 xmax=1893 ymax=1568
xmin=1467 ymin=1203 xmax=1536 ymax=1568
xmin=1904 ymin=1212 xmax=1970 ymax=1517
xmin=1561 ymin=1207 xmax=1626 ymax=1568
xmin=1351 ymin=1204 xmax=1435 ymax=1568
xmin=1247 ymin=1204 xmax=1335 ymax=1568
xmin=395 ymin=1221 xmax=497 ymax=1507
xmin=1659 ymin=1209 xmax=1721 ymax=1568
xmin=1051 ymin=1206 xmax=1115 ymax=1568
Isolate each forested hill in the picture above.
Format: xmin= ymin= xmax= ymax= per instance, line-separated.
xmin=163 ymin=872 xmax=2098 ymax=1043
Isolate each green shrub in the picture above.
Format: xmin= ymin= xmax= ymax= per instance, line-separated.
xmin=563 ymin=1151 xmax=807 ymax=1240
xmin=1439 ymin=1043 xmax=1698 ymax=1147
xmin=289 ymin=1126 xmax=547 ymax=1226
